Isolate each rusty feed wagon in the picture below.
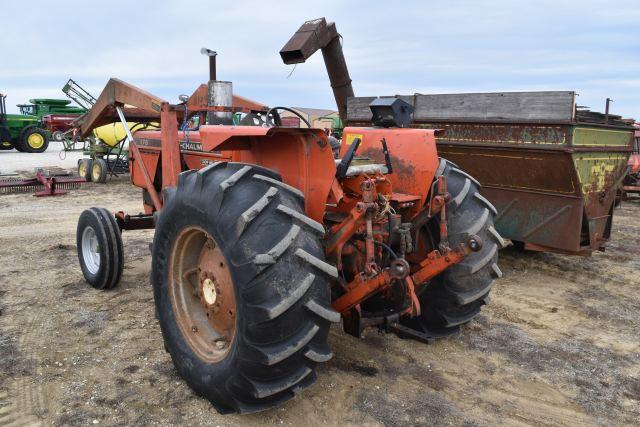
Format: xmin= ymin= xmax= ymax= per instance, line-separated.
xmin=347 ymin=92 xmax=635 ymax=255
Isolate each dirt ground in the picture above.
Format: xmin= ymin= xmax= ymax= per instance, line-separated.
xmin=0 ymin=176 xmax=639 ymax=426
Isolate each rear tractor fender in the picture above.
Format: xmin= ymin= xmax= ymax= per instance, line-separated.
xmin=201 ymin=126 xmax=337 ymax=223
xmin=340 ymin=127 xmax=441 ymax=218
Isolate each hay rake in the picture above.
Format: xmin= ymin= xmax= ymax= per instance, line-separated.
xmin=0 ymin=169 xmax=85 ymax=196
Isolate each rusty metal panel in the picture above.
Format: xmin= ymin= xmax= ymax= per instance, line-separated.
xmin=482 ymin=187 xmax=584 ymax=253
xmin=427 ymin=122 xmax=571 ymax=146
xmin=573 ymin=151 xmax=628 ymax=250
xmin=437 ymin=145 xmax=580 ymax=196
xmin=437 ymin=144 xmax=585 ymax=252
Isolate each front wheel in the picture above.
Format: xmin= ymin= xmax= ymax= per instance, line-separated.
xmin=76 ymin=207 xmax=124 ymax=290
xmin=152 ymin=162 xmax=339 ymax=413
xmin=52 ymin=130 xmax=64 ymax=142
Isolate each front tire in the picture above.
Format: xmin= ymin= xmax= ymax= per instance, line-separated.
xmin=152 ymin=162 xmax=339 ymax=414
xmin=76 ymin=207 xmax=124 ymax=290
xmin=52 ymin=130 xmax=64 ymax=142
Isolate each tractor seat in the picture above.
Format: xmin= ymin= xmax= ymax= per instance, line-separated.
xmin=334 ymin=158 xmax=388 ymax=177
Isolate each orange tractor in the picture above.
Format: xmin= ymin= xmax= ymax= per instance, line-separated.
xmin=75 ymin=19 xmax=502 ymax=413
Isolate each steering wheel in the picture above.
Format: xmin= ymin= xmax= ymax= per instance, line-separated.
xmin=265 ymin=107 xmax=312 ymax=128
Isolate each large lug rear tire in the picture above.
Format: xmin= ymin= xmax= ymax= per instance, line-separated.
xmin=76 ymin=207 xmax=124 ymax=290
xmin=406 ymin=158 xmax=504 ymax=336
xmin=152 ymin=162 xmax=339 ymax=414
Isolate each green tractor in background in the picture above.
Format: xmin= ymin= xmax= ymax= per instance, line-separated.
xmin=0 ymin=93 xmax=50 ymax=153
xmin=17 ymin=98 xmax=85 ymax=118
xmin=18 ymin=97 xmax=86 ymax=142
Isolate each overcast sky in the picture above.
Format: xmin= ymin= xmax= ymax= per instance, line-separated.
xmin=1 ymin=1 xmax=639 ymax=118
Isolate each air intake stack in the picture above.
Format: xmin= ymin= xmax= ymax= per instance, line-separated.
xmin=201 ymin=48 xmax=233 ymax=125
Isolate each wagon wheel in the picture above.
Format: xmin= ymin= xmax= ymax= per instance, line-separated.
xmin=77 ymin=159 xmax=93 ymax=181
xmin=91 ymin=159 xmax=108 ymax=183
xmin=52 ymin=131 xmax=64 ymax=142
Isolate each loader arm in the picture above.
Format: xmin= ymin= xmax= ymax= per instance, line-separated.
xmin=75 ymin=78 xmax=164 ymax=138
xmin=76 ymin=78 xmax=269 ymax=138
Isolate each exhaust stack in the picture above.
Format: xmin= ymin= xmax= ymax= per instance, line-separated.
xmin=280 ymin=18 xmax=354 ymax=122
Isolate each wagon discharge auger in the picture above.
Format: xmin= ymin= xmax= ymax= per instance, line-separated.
xmin=74 ymin=18 xmax=502 ymax=414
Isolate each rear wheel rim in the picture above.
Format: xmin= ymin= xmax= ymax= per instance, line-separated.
xmin=81 ymin=226 xmax=100 ymax=275
xmin=28 ymin=133 xmax=44 ymax=149
xmin=169 ymin=227 xmax=236 ymax=363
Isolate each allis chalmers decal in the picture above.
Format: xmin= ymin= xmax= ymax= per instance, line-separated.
xmin=134 ymin=138 xmax=203 ymax=152
xmin=179 ymin=141 xmax=203 ymax=151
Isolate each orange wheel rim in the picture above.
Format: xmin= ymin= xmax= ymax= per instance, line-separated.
xmin=169 ymin=227 xmax=236 ymax=363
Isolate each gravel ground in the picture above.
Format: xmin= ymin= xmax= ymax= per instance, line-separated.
xmin=0 ymin=142 xmax=83 ymax=176
xmin=0 ymin=173 xmax=638 ymax=426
